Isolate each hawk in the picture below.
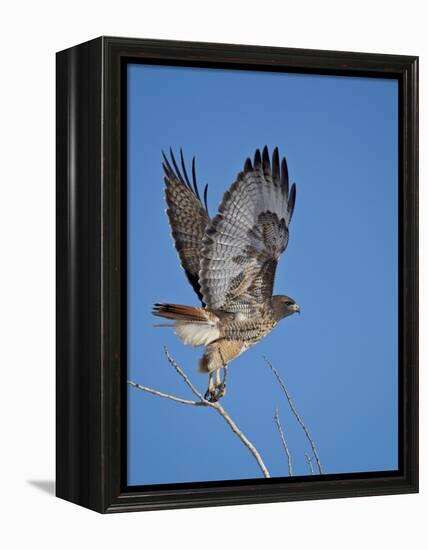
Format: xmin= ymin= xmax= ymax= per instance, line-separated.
xmin=153 ymin=146 xmax=299 ymax=401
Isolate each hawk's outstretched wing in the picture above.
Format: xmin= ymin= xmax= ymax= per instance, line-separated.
xmin=199 ymin=146 xmax=296 ymax=312
xmin=162 ymin=149 xmax=210 ymax=304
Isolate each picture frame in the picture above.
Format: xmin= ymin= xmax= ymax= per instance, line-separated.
xmin=56 ymin=36 xmax=418 ymax=513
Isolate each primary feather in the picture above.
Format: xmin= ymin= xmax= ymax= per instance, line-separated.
xmin=162 ymin=149 xmax=210 ymax=304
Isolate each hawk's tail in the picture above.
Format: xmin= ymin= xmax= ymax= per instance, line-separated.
xmin=152 ymin=303 xmax=207 ymax=322
xmin=152 ymin=303 xmax=220 ymax=347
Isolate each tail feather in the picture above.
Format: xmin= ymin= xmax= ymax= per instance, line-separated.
xmin=152 ymin=303 xmax=220 ymax=347
xmin=152 ymin=303 xmax=208 ymax=323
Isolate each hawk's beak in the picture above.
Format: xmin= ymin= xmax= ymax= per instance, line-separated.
xmin=292 ymin=304 xmax=300 ymax=314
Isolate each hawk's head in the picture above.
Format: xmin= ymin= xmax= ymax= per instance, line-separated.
xmin=272 ymin=295 xmax=300 ymax=321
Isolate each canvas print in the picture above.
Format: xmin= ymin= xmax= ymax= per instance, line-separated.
xmin=127 ymin=64 xmax=398 ymax=486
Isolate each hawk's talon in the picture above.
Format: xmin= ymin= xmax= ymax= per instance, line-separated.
xmin=204 ymin=382 xmax=226 ymax=402
xmin=216 ymin=382 xmax=226 ymax=399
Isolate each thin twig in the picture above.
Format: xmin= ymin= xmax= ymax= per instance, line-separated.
xmin=127 ymin=380 xmax=202 ymax=406
xmin=264 ymin=357 xmax=323 ymax=475
xmin=164 ymin=347 xmax=205 ymax=401
xmin=129 ymin=349 xmax=270 ymax=478
xmin=305 ymin=452 xmax=314 ymax=475
xmin=274 ymin=407 xmax=292 ymax=476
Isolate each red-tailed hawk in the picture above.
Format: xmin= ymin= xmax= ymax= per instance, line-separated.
xmin=153 ymin=146 xmax=299 ymax=401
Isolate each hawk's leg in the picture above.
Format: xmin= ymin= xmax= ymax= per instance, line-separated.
xmin=204 ymin=367 xmax=227 ymax=402
xmin=204 ymin=372 xmax=215 ymax=401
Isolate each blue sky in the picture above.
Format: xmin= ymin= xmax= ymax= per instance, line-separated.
xmin=127 ymin=63 xmax=398 ymax=486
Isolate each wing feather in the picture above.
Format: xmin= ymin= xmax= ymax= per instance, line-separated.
xmin=200 ymin=146 xmax=296 ymax=311
xmin=162 ymin=149 xmax=210 ymax=303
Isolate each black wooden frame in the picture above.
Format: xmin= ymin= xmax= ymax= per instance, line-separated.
xmin=56 ymin=36 xmax=418 ymax=513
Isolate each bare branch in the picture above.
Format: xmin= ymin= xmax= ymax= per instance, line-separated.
xmin=127 ymin=380 xmax=202 ymax=406
xmin=211 ymin=401 xmax=270 ymax=478
xmin=305 ymin=452 xmax=315 ymax=475
xmin=130 ymin=350 xmax=271 ymax=478
xmin=264 ymin=357 xmax=323 ymax=475
xmin=164 ymin=347 xmax=206 ymax=401
xmin=274 ymin=407 xmax=292 ymax=476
